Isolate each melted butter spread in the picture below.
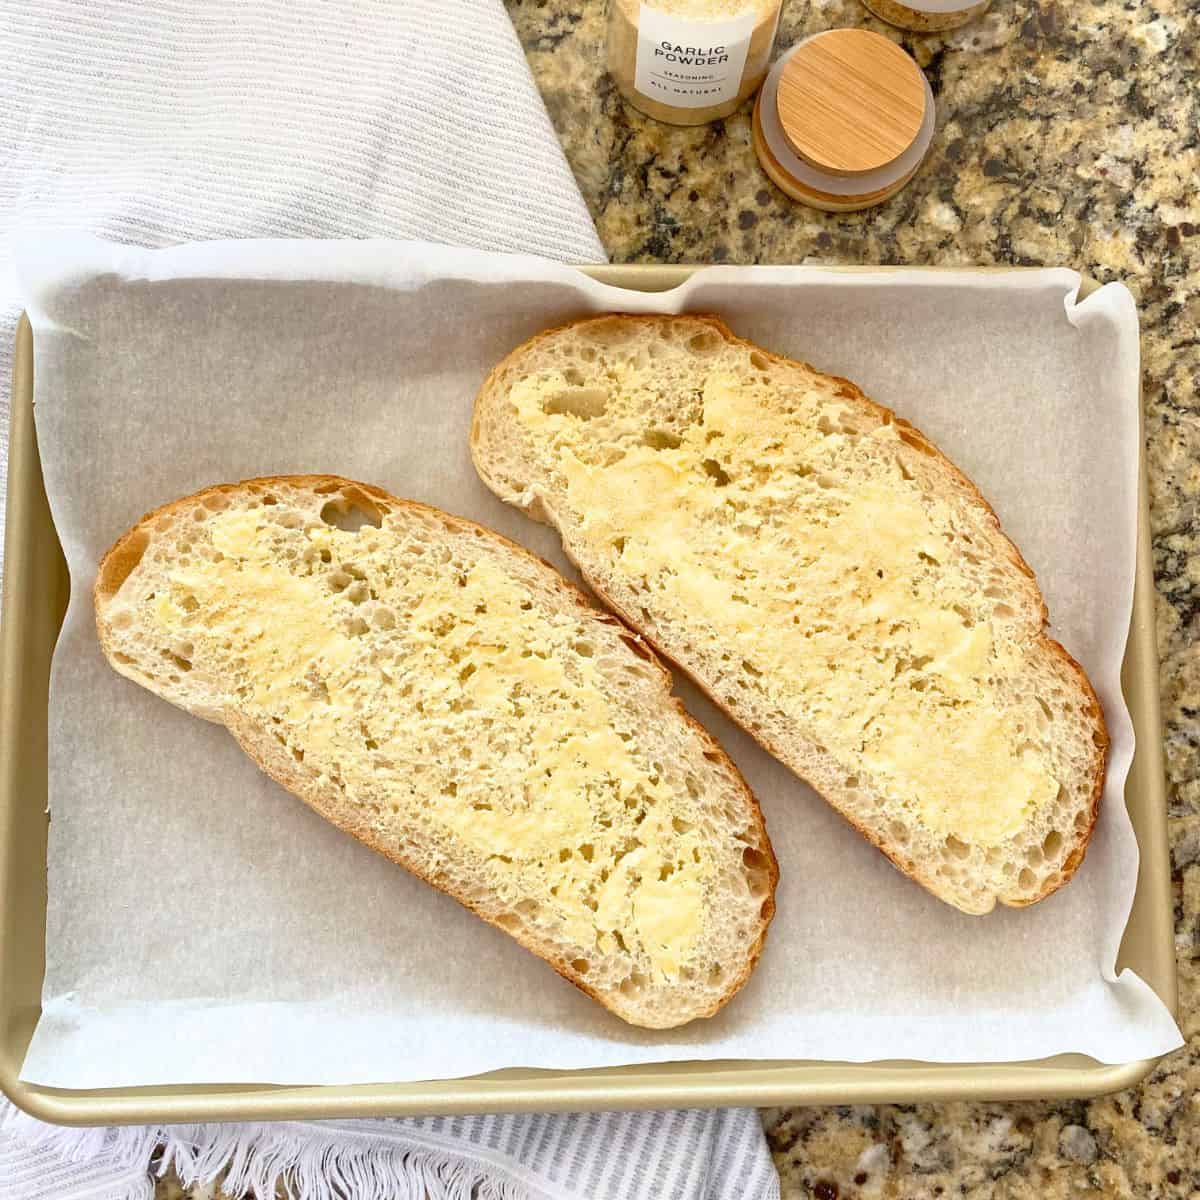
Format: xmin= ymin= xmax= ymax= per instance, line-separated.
xmin=152 ymin=507 xmax=709 ymax=978
xmin=513 ymin=371 xmax=1058 ymax=847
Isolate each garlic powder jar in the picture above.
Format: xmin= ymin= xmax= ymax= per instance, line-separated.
xmin=608 ymin=0 xmax=783 ymax=126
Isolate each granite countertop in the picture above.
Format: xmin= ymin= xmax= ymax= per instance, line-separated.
xmin=513 ymin=0 xmax=1199 ymax=1195
xmin=157 ymin=0 xmax=1198 ymax=1196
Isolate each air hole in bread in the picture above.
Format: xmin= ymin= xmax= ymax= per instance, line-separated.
xmin=992 ymin=603 xmax=1016 ymax=620
xmin=687 ymin=331 xmax=720 ymax=355
xmin=742 ymin=847 xmax=770 ymax=875
xmin=643 ymin=429 xmax=682 ymax=450
xmin=320 ymin=495 xmax=383 ymax=532
xmin=1018 ymin=867 xmax=1036 ymax=890
xmin=373 ymin=606 xmax=396 ymax=630
xmin=672 ymin=817 xmax=693 ymax=835
xmin=889 ymin=820 xmax=910 ymax=844
xmin=110 ymin=610 xmax=133 ymax=630
xmin=896 ymin=457 xmax=915 ymax=481
xmin=945 ymin=835 xmax=970 ymax=860
xmin=1043 ymin=830 xmax=1064 ymax=857
xmin=544 ymin=387 xmax=609 ymax=420
xmin=748 ymin=351 xmax=769 ymax=370
xmin=292 ymin=746 xmax=304 ymax=763
xmin=571 ymin=958 xmax=590 ymax=974
xmin=572 ymin=640 xmax=594 ymax=658
xmin=346 ymin=616 xmax=369 ymax=638
xmin=582 ymin=322 xmax=635 ymax=347
xmin=702 ymin=458 xmax=731 ymax=486
xmin=328 ymin=571 xmax=352 ymax=593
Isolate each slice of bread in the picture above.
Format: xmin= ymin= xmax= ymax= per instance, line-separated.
xmin=471 ymin=315 xmax=1108 ymax=915
xmin=94 ymin=475 xmax=777 ymax=1028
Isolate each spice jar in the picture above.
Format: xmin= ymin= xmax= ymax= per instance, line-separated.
xmin=861 ymin=0 xmax=991 ymax=32
xmin=753 ymin=28 xmax=935 ymax=212
xmin=608 ymin=0 xmax=783 ymax=126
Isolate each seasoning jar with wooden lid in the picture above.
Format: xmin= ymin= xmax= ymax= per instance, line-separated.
xmin=608 ymin=0 xmax=784 ymax=126
xmin=753 ymin=28 xmax=935 ymax=211
xmin=862 ymin=0 xmax=991 ymax=32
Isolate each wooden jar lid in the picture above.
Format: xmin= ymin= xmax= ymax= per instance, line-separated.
xmin=776 ymin=29 xmax=927 ymax=177
xmin=752 ymin=29 xmax=934 ymax=212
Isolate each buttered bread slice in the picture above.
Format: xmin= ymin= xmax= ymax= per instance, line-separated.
xmin=471 ymin=315 xmax=1108 ymax=914
xmin=95 ymin=475 xmax=777 ymax=1027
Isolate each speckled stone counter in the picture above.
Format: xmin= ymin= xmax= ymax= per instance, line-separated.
xmin=513 ymin=0 xmax=1199 ymax=1195
xmin=156 ymin=1 xmax=1198 ymax=1196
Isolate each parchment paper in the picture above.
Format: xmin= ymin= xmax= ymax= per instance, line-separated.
xmin=16 ymin=236 xmax=1182 ymax=1087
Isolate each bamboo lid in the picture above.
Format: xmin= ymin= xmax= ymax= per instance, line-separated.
xmin=752 ymin=29 xmax=935 ymax=212
xmin=775 ymin=29 xmax=927 ymax=177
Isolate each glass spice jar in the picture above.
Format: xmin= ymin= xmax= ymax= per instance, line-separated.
xmin=608 ymin=0 xmax=784 ymax=126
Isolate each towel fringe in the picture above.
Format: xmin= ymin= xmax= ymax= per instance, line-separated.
xmin=1 ymin=1106 xmax=530 ymax=1200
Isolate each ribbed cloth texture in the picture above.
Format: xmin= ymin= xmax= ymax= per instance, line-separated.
xmin=0 ymin=1107 xmax=781 ymax=1200
xmin=0 ymin=3 xmax=777 ymax=1198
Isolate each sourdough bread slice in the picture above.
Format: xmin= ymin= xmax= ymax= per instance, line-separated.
xmin=95 ymin=475 xmax=777 ymax=1027
xmin=471 ymin=315 xmax=1108 ymax=914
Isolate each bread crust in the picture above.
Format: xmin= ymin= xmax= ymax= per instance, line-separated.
xmin=95 ymin=474 xmax=777 ymax=1028
xmin=470 ymin=314 xmax=1108 ymax=914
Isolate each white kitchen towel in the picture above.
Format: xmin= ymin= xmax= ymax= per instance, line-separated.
xmin=0 ymin=2 xmax=776 ymax=1199
xmin=0 ymin=1106 xmax=781 ymax=1200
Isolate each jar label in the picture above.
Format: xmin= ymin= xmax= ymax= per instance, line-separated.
xmin=634 ymin=5 xmax=758 ymax=109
